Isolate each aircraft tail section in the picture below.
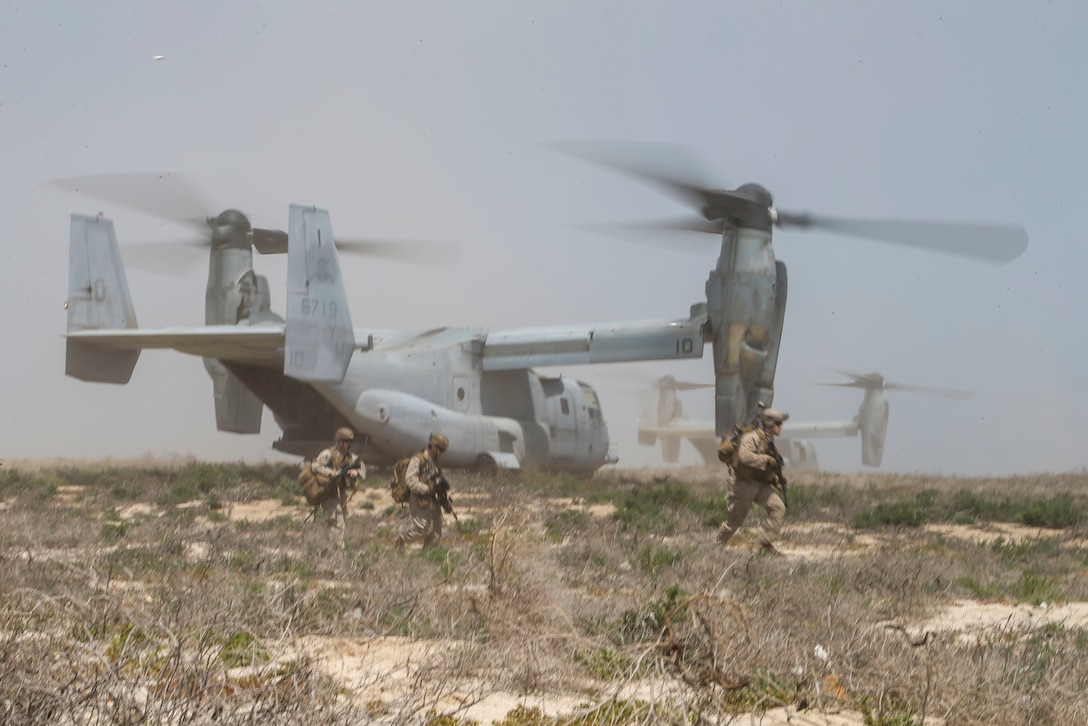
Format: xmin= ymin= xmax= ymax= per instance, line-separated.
xmin=285 ymin=205 xmax=354 ymax=382
xmin=65 ymin=215 xmax=140 ymax=383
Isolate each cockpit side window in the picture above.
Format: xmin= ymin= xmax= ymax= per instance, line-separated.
xmin=580 ymin=383 xmax=602 ymax=422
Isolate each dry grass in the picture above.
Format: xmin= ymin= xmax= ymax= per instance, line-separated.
xmin=1 ymin=460 xmax=1088 ymax=724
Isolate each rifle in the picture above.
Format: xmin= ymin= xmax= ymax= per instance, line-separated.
xmin=333 ymin=460 xmax=359 ymax=517
xmin=431 ymin=475 xmax=458 ymax=521
xmin=770 ymin=446 xmax=788 ymax=508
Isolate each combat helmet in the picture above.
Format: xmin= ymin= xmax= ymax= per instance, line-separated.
xmin=760 ymin=408 xmax=789 ymax=426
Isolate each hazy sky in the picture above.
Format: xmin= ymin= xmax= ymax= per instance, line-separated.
xmin=3 ymin=1 xmax=1085 ymax=475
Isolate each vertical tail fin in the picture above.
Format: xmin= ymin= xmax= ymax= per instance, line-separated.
xmin=65 ymin=215 xmax=140 ymax=383
xmin=285 ymin=205 xmax=354 ymax=382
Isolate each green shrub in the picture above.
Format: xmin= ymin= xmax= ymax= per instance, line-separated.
xmin=617 ymin=584 xmax=687 ymax=645
xmin=611 ymin=481 xmax=695 ymax=534
xmin=219 ymin=630 xmax=270 ymax=667
xmin=636 ymin=544 xmax=685 ymax=576
xmin=854 ymin=500 xmax=925 ymax=529
xmin=574 ymin=647 xmax=631 ymax=681
xmin=544 ymin=509 xmax=590 ymax=542
xmin=1020 ymin=495 xmax=1083 ymax=529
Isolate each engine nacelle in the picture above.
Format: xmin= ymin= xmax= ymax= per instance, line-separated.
xmin=204 ymin=258 xmax=270 ymax=434
xmin=707 ymin=222 xmax=788 ymax=436
xmin=859 ymin=395 xmax=890 ymax=467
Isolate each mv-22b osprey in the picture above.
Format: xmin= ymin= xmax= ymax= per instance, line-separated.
xmin=636 ymin=371 xmax=974 ymax=471
xmin=62 ymin=152 xmax=1026 ymax=472
xmin=66 ymin=194 xmax=703 ymax=472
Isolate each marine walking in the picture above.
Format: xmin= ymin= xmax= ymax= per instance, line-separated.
xmin=716 ymin=408 xmax=790 ymax=555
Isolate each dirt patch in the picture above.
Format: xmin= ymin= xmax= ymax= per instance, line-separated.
xmin=284 ymin=636 xmax=886 ymax=725
xmin=224 ymin=499 xmax=298 ymax=523
xmin=909 ymin=600 xmax=1088 ymax=644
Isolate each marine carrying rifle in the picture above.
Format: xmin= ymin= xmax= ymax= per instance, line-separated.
xmin=431 ymin=475 xmax=458 ymax=521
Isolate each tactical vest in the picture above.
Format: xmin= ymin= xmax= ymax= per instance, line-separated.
xmin=415 ymin=451 xmax=440 ymax=490
xmin=733 ymin=429 xmax=777 ymax=483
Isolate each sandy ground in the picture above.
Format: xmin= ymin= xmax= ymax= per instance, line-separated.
xmin=8 ymin=466 xmax=1079 ymax=725
xmin=164 ymin=496 xmax=1075 ymax=725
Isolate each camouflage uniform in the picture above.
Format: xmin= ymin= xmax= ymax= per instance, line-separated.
xmin=311 ymin=444 xmax=365 ymax=549
xmin=716 ymin=411 xmax=787 ymax=550
xmin=399 ymin=449 xmax=444 ymax=550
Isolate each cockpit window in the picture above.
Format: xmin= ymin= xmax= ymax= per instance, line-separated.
xmin=580 ymin=383 xmax=603 ymax=422
xmin=560 ymin=398 xmax=570 ymax=416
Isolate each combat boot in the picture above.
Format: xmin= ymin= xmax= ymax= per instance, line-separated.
xmin=759 ymin=542 xmax=783 ymax=557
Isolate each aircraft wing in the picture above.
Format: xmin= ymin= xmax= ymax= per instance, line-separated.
xmin=67 ymin=326 xmax=286 ymax=364
xmin=639 ymin=418 xmax=862 ymax=442
xmin=67 ymin=325 xmax=422 ymax=363
xmin=780 ymin=419 xmax=860 ymax=440
xmin=635 ymin=413 xmax=857 ymax=444
xmin=639 ymin=418 xmax=714 ymax=439
xmin=481 ymin=317 xmax=706 ymax=370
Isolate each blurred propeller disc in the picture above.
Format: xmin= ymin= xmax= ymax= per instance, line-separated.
xmin=544 ymin=140 xmax=716 ymax=210
xmin=335 ymin=238 xmax=461 ymax=267
xmin=607 ymin=369 xmax=714 ymax=392
xmin=575 ymin=221 xmax=719 ymax=254
xmin=776 ymin=214 xmax=1027 ymax=263
xmin=550 ymin=140 xmax=1028 ymax=264
xmin=117 ymin=240 xmax=210 ymax=276
xmin=49 ymin=173 xmax=461 ymax=270
xmin=48 ymin=172 xmax=211 ymax=230
xmin=820 ymin=370 xmax=974 ymax=400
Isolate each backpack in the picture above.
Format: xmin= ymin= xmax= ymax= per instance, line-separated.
xmin=389 ymin=456 xmax=412 ymax=503
xmin=298 ymin=462 xmax=334 ymax=506
xmin=716 ymin=423 xmax=757 ymax=469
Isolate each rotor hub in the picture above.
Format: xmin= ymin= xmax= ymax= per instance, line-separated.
xmin=211 ymin=209 xmax=254 ymax=249
xmin=701 ymin=185 xmax=776 ymax=231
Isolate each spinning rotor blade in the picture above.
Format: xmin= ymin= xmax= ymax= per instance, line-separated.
xmin=232 ymin=230 xmax=460 ymax=266
xmin=576 ymin=220 xmax=720 ymax=254
xmin=48 ymin=172 xmax=212 ymax=230
xmin=335 ymin=238 xmax=462 ymax=267
xmin=51 ymin=173 xmax=461 ymax=268
xmin=775 ymin=213 xmax=1028 ymax=264
xmin=821 ymin=369 xmax=973 ymax=400
xmin=883 ymin=381 xmax=975 ymax=400
xmin=550 ymin=141 xmax=1028 ymax=264
xmin=118 ymin=240 xmax=210 ymax=276
xmin=545 ymin=141 xmax=717 ymax=211
xmin=607 ymin=369 xmax=714 ymax=392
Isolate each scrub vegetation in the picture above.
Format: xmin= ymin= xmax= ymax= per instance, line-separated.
xmin=1 ymin=460 xmax=1087 ymax=724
